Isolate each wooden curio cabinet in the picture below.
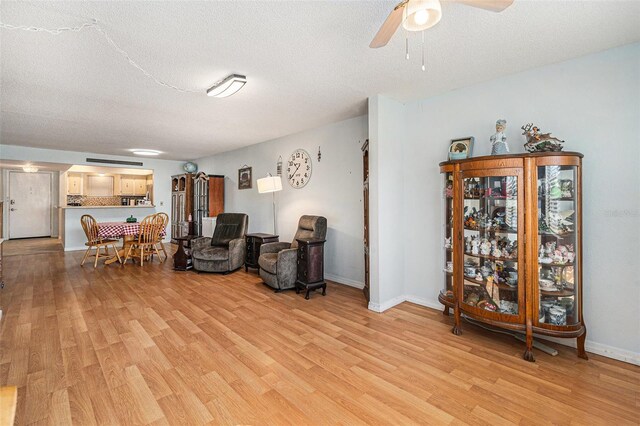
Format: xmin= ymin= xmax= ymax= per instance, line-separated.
xmin=439 ymin=152 xmax=586 ymax=362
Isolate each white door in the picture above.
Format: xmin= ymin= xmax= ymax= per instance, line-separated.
xmin=9 ymin=172 xmax=52 ymax=239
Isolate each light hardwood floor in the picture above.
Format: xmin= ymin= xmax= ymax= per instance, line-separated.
xmin=0 ymin=241 xmax=638 ymax=425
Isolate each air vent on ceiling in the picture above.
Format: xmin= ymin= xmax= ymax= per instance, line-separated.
xmin=86 ymin=158 xmax=143 ymax=167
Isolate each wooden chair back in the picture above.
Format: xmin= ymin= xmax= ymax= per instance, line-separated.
xmin=155 ymin=212 xmax=169 ymax=237
xmin=80 ymin=214 xmax=100 ymax=244
xmin=137 ymin=215 xmax=158 ymax=244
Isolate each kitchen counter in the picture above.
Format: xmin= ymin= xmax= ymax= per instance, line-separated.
xmin=61 ymin=205 xmax=155 ymax=209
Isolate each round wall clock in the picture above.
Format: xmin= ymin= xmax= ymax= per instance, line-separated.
xmin=286 ymin=149 xmax=312 ymax=189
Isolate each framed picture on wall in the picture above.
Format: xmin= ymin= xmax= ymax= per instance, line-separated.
xmin=238 ymin=166 xmax=252 ymax=190
xmin=448 ymin=137 xmax=474 ymax=160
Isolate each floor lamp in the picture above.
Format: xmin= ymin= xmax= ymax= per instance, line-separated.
xmin=257 ymin=175 xmax=282 ymax=235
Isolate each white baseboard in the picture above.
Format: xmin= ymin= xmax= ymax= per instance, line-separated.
xmin=534 ymin=335 xmax=640 ymax=366
xmin=368 ymin=295 xmax=406 ymax=313
xmin=368 ymin=293 xmax=640 ymax=366
xmin=584 ymin=341 xmax=640 ymax=366
xmin=325 ymin=273 xmax=364 ymax=289
xmin=64 ymin=245 xmax=86 ymax=252
xmin=404 ymin=295 xmax=442 ymax=311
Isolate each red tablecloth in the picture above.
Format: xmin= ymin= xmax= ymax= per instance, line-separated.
xmin=98 ymin=222 xmax=165 ymax=239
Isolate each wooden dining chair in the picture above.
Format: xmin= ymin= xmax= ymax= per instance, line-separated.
xmin=80 ymin=214 xmax=121 ymax=267
xmin=153 ymin=212 xmax=169 ymax=261
xmin=123 ymin=214 xmax=162 ymax=266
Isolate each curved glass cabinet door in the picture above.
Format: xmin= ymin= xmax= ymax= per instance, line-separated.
xmin=441 ymin=172 xmax=454 ymax=303
xmin=461 ymin=173 xmax=521 ymax=318
xmin=537 ymin=165 xmax=580 ymax=326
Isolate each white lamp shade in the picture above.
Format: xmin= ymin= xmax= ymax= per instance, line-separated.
xmin=257 ymin=176 xmax=282 ymax=193
xmin=402 ymin=0 xmax=442 ymax=32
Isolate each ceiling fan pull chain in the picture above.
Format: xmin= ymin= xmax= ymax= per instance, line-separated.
xmin=421 ymin=31 xmax=425 ymax=71
xmin=405 ymin=29 xmax=409 ymax=60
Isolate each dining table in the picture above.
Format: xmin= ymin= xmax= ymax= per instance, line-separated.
xmin=98 ymin=221 xmax=166 ymax=265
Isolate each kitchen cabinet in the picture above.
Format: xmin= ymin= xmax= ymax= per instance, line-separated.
xmin=67 ymin=174 xmax=83 ymax=195
xmin=86 ymin=175 xmax=114 ymax=196
xmin=119 ymin=176 xmax=149 ymax=195
xmin=135 ymin=178 xmax=147 ymax=196
xmin=120 ymin=176 xmax=134 ymax=195
xmin=439 ymin=152 xmax=585 ymax=362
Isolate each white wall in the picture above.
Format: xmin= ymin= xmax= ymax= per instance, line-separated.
xmin=368 ymin=95 xmax=407 ymax=310
xmin=195 ymin=115 xmax=368 ymax=287
xmin=0 ymin=145 xmax=184 ymax=240
xmin=372 ymin=43 xmax=640 ymax=364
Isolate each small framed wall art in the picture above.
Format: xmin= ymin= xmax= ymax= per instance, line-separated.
xmin=448 ymin=137 xmax=474 ymax=160
xmin=238 ymin=165 xmax=252 ymax=190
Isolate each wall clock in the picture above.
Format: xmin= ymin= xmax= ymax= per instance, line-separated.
xmin=286 ymin=149 xmax=312 ymax=189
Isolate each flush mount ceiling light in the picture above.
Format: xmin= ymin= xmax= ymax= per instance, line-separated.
xmin=207 ymin=74 xmax=247 ymax=98
xmin=22 ymin=165 xmax=39 ymax=173
xmin=130 ymin=149 xmax=162 ymax=156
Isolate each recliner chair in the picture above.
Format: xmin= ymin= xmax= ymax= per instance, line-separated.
xmin=191 ymin=213 xmax=248 ymax=273
xmin=258 ymin=215 xmax=327 ymax=291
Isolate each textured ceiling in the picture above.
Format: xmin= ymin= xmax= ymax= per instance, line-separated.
xmin=1 ymin=1 xmax=639 ymax=160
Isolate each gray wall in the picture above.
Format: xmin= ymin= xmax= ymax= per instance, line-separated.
xmin=369 ymin=43 xmax=640 ymax=364
xmin=195 ymin=115 xmax=368 ymax=288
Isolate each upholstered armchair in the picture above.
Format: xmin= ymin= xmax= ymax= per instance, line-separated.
xmin=191 ymin=213 xmax=248 ymax=273
xmin=259 ymin=215 xmax=327 ymax=291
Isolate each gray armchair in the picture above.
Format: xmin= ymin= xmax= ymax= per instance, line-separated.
xmin=191 ymin=213 xmax=248 ymax=273
xmin=259 ymin=215 xmax=327 ymax=291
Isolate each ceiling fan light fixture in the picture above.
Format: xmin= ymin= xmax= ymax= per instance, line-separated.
xmin=403 ymin=0 xmax=442 ymax=32
xmin=207 ymin=74 xmax=247 ymax=98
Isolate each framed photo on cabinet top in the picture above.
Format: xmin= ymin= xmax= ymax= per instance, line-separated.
xmin=449 ymin=137 xmax=475 ymax=160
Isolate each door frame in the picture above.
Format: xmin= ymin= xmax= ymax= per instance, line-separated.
xmin=7 ymin=170 xmax=55 ymax=239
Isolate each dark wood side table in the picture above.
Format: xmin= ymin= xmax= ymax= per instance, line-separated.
xmin=295 ymin=238 xmax=326 ymax=300
xmin=245 ymin=233 xmax=279 ymax=272
xmin=174 ymin=235 xmax=196 ymax=271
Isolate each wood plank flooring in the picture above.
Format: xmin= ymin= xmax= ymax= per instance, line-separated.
xmin=0 ymin=241 xmax=638 ymax=425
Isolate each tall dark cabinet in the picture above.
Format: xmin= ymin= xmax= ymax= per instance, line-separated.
xmin=171 ymin=174 xmax=194 ymax=242
xmin=171 ymin=173 xmax=225 ymax=242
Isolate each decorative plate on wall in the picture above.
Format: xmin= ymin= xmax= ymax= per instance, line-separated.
xmin=286 ymin=149 xmax=312 ymax=189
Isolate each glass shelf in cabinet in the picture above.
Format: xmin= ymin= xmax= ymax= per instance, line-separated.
xmin=464 ymin=196 xmax=511 ymax=201
xmin=463 ymin=276 xmax=517 ymax=291
xmin=538 ymin=261 xmax=574 ymax=268
xmin=464 ymin=227 xmax=518 ymax=234
xmin=539 ymin=197 xmax=574 ymax=202
xmin=540 ymin=288 xmax=575 ymax=297
xmin=539 ymin=231 xmax=575 ymax=238
xmin=464 ymin=252 xmax=518 ymax=263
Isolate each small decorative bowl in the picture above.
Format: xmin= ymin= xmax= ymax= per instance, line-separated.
xmin=539 ymin=278 xmax=554 ymax=288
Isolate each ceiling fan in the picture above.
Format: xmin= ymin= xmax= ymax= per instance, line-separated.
xmin=370 ymin=0 xmax=514 ymax=48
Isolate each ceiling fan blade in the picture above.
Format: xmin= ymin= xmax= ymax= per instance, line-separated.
xmin=451 ymin=0 xmax=514 ymax=12
xmin=369 ymin=3 xmax=406 ymax=48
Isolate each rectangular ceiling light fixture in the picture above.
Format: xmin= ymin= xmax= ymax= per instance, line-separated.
xmin=207 ymin=74 xmax=247 ymax=98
